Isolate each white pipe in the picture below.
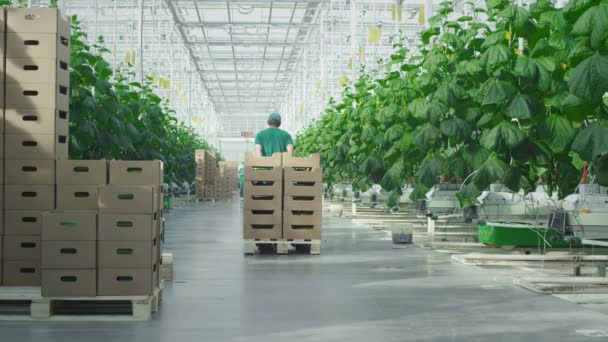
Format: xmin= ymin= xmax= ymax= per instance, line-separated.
xmin=137 ymin=0 xmax=144 ymax=84
xmin=581 ymin=239 xmax=608 ymax=247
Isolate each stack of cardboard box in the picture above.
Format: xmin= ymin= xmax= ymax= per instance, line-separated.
xmin=195 ymin=150 xmax=216 ymax=200
xmin=37 ymin=160 xmax=163 ymax=297
xmin=242 ymin=153 xmax=323 ymax=244
xmin=282 ymin=154 xmax=323 ymax=240
xmin=243 ymin=153 xmax=283 ymax=240
xmin=40 ymin=160 xmax=105 ymax=296
xmin=97 ymin=161 xmax=162 ymax=296
xmin=2 ymin=8 xmax=71 ymax=286
xmin=214 ymin=161 xmax=238 ymax=201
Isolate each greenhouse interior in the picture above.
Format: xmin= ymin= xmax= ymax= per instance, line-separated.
xmin=1 ymin=0 xmax=608 ymax=341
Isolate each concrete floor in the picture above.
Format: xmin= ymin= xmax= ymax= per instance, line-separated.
xmin=2 ymin=200 xmax=608 ymax=341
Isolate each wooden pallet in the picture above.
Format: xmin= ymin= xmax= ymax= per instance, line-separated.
xmin=0 ymin=284 xmax=163 ymax=321
xmin=515 ymin=276 xmax=608 ymax=295
xmin=244 ymin=239 xmax=321 ymax=255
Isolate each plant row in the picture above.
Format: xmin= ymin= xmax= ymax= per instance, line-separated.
xmin=296 ymin=0 xmax=608 ymax=207
xmin=68 ymin=17 xmax=220 ymax=185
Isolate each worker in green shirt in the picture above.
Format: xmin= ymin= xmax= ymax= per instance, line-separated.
xmin=255 ymin=112 xmax=294 ymax=157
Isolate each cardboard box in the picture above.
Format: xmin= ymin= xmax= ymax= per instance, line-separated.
xmin=243 ymin=180 xmax=282 ymax=197
xmin=244 ymin=152 xmax=282 ymax=168
xmin=2 ymin=260 xmax=40 ymax=286
xmin=7 ymin=8 xmax=71 ymax=34
xmin=282 ymin=153 xmax=321 ymax=168
xmin=3 ymin=235 xmax=41 ymax=261
xmin=284 ymin=195 xmax=323 ymax=211
xmin=5 ymin=58 xmax=69 ymax=85
xmin=41 ymin=269 xmax=96 ymax=297
xmin=4 ymin=185 xmax=54 ymax=210
xmin=42 ymin=241 xmax=96 ymax=268
xmin=98 ymin=266 xmax=155 ymax=296
xmin=243 ymin=210 xmax=282 ymax=239
xmin=98 ymin=213 xmax=157 ymax=241
xmin=243 ymin=194 xmax=282 ymax=210
xmin=282 ymin=209 xmax=322 ymax=240
xmin=5 ymin=83 xmax=69 ymax=111
xmin=5 ymin=210 xmax=42 ymax=236
xmin=5 ymin=133 xmax=68 ymax=160
xmin=244 ymin=166 xmax=282 ymax=181
xmin=98 ymin=240 xmax=156 ymax=268
xmin=57 ymin=185 xmax=99 ymax=210
xmin=283 ymin=168 xmax=323 ymax=182
xmin=98 ymin=185 xmax=158 ymax=214
xmin=41 ymin=210 xmax=97 ymax=241
xmin=4 ymin=109 xmax=69 ymax=135
xmin=56 ymin=160 xmax=107 ymax=185
xmin=108 ymin=160 xmax=163 ymax=187
xmin=5 ymin=159 xmax=55 ymax=185
xmin=284 ymin=180 xmax=324 ymax=197
xmin=6 ymin=32 xmax=70 ymax=61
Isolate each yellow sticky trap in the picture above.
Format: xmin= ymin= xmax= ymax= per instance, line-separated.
xmin=561 ymin=63 xmax=568 ymax=70
xmin=339 ymin=75 xmax=349 ymax=86
xmin=359 ymin=47 xmax=365 ymax=61
xmin=505 ymin=31 xmax=512 ymax=40
xmin=348 ymin=58 xmax=353 ymax=70
xmin=392 ymin=4 xmax=403 ymax=21
xmin=368 ymin=26 xmax=381 ymax=44
xmin=124 ymin=50 xmax=131 ymax=65
xmin=418 ymin=5 xmax=425 ymax=25
xmin=514 ymin=48 xmax=520 ymax=55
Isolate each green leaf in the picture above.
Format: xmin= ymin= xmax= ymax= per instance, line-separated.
xmin=481 ymin=44 xmax=512 ymax=74
xmin=482 ymin=80 xmax=516 ymax=106
xmin=539 ymin=10 xmax=567 ymax=31
xmin=413 ymin=124 xmax=441 ymax=152
xmin=567 ymin=52 xmax=608 ymax=103
xmin=440 ymin=117 xmax=472 ymax=141
xmin=380 ymin=162 xmax=404 ymax=190
xmin=421 ymin=27 xmax=441 ymax=44
xmin=436 ymin=82 xmax=468 ymax=107
xmin=506 ymin=93 xmax=536 ymax=119
xmin=425 ymin=101 xmax=448 ymax=124
xmin=361 ymin=124 xmax=377 ymax=142
xmin=514 ymin=55 xmax=538 ymax=79
xmin=384 ymin=124 xmax=403 ymax=142
xmin=408 ymin=98 xmax=428 ymax=120
xmin=557 ymin=162 xmax=583 ymax=198
xmin=463 ymin=144 xmax=491 ymax=169
xmin=481 ymin=122 xmax=527 ymax=152
xmin=410 ymin=182 xmax=430 ymax=202
xmin=481 ymin=31 xmax=507 ymax=48
xmin=456 ymin=182 xmax=481 ymax=208
xmin=417 ymin=155 xmax=447 ymax=188
xmin=473 ymin=155 xmax=509 ymax=190
xmin=571 ymin=122 xmax=608 ymax=161
xmin=502 ymin=166 xmax=522 ymax=192
xmin=595 ymin=154 xmax=608 ymax=187
xmin=591 ymin=3 xmax=608 ymax=50
xmin=537 ymin=116 xmax=576 ymax=153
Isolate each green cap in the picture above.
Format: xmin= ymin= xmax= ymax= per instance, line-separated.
xmin=268 ymin=112 xmax=282 ymax=126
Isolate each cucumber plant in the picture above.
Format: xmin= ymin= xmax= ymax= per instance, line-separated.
xmin=297 ymin=0 xmax=608 ymax=207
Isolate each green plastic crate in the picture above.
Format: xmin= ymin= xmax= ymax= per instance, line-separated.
xmin=478 ymin=222 xmax=575 ymax=248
